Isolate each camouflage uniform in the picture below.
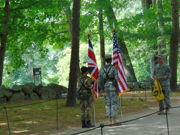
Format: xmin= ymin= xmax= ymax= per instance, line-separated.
xmin=153 ymin=63 xmax=171 ymax=111
xmin=98 ymin=63 xmax=119 ymax=118
xmin=77 ymin=73 xmax=93 ymax=127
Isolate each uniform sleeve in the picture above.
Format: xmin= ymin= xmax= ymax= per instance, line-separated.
xmin=85 ymin=77 xmax=94 ymax=89
xmin=114 ymin=66 xmax=118 ymax=81
xmin=76 ymin=76 xmax=82 ymax=99
xmin=152 ymin=63 xmax=158 ymax=79
xmin=98 ymin=68 xmax=105 ymax=91
xmin=160 ymin=65 xmax=171 ymax=80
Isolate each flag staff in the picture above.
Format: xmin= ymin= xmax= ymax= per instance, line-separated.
xmin=87 ymin=34 xmax=99 ymax=126
xmin=112 ymin=28 xmax=126 ymax=121
xmin=112 ymin=26 xmax=123 ymax=119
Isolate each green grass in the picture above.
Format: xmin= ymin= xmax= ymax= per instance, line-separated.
xmin=0 ymin=91 xmax=179 ymax=135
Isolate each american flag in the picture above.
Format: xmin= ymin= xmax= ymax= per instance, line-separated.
xmin=87 ymin=35 xmax=99 ymax=98
xmin=112 ymin=30 xmax=129 ymax=95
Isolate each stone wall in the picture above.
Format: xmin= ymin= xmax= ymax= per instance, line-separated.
xmin=0 ymin=83 xmax=67 ymax=103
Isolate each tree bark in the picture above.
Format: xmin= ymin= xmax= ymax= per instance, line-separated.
xmin=157 ymin=0 xmax=166 ymax=55
xmin=66 ymin=0 xmax=80 ymax=106
xmin=169 ymin=0 xmax=179 ymax=91
xmin=98 ymin=8 xmax=105 ymax=67
xmin=141 ymin=0 xmax=153 ymax=11
xmin=146 ymin=0 xmax=153 ymax=8
xmin=0 ymin=0 xmax=10 ymax=86
xmin=103 ymin=0 xmax=137 ymax=82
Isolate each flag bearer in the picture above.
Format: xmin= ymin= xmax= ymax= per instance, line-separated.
xmin=153 ymin=55 xmax=171 ymax=114
xmin=98 ymin=54 xmax=120 ymax=125
xmin=77 ymin=66 xmax=94 ymax=128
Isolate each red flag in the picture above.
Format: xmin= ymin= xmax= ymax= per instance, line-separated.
xmin=87 ymin=35 xmax=99 ymax=98
xmin=112 ymin=30 xmax=129 ymax=95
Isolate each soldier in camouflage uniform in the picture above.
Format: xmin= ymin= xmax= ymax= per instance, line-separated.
xmin=77 ymin=66 xmax=94 ymax=128
xmin=153 ymin=55 xmax=171 ymax=114
xmin=98 ymin=54 xmax=120 ymax=125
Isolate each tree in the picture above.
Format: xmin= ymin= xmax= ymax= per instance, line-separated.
xmin=66 ymin=0 xmax=81 ymax=107
xmin=0 ymin=0 xmax=60 ymax=86
xmin=98 ymin=7 xmax=105 ymax=66
xmin=102 ymin=0 xmax=137 ymax=82
xmin=157 ymin=0 xmax=166 ymax=55
xmin=0 ymin=0 xmax=10 ymax=86
xmin=169 ymin=0 xmax=179 ymax=91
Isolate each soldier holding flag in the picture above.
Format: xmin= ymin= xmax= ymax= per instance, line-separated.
xmin=98 ymin=54 xmax=120 ymax=125
xmin=153 ymin=55 xmax=171 ymax=114
xmin=77 ymin=66 xmax=94 ymax=128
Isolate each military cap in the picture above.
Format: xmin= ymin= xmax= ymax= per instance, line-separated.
xmin=105 ymin=54 xmax=112 ymax=60
xmin=81 ymin=66 xmax=88 ymax=74
xmin=154 ymin=55 xmax=164 ymax=60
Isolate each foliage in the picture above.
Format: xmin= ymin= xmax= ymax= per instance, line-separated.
xmin=1 ymin=0 xmax=179 ymax=87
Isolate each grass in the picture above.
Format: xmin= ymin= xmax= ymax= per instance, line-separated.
xmin=0 ymin=91 xmax=179 ymax=135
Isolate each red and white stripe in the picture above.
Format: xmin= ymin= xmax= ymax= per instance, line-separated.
xmin=112 ymin=30 xmax=129 ymax=95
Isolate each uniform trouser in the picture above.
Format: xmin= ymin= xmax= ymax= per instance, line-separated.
xmin=159 ymin=86 xmax=171 ymax=111
xmin=80 ymin=101 xmax=92 ymax=121
xmin=106 ymin=103 xmax=118 ymax=118
xmin=105 ymin=98 xmax=119 ymax=118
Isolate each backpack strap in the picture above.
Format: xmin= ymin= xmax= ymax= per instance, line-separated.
xmin=102 ymin=65 xmax=113 ymax=81
xmin=79 ymin=77 xmax=91 ymax=91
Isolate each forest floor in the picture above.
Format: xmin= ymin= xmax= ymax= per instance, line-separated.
xmin=1 ymin=91 xmax=180 ymax=135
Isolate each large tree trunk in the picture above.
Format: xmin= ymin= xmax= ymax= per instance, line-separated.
xmin=98 ymin=9 xmax=105 ymax=67
xmin=103 ymin=0 xmax=137 ymax=82
xmin=66 ymin=0 xmax=80 ymax=106
xmin=157 ymin=0 xmax=166 ymax=55
xmin=0 ymin=0 xmax=10 ymax=86
xmin=169 ymin=0 xmax=179 ymax=91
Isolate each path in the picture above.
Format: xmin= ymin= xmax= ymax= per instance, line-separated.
xmin=50 ymin=99 xmax=180 ymax=135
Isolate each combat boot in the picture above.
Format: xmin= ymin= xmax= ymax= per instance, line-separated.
xmin=81 ymin=120 xmax=87 ymax=128
xmin=86 ymin=120 xmax=95 ymax=128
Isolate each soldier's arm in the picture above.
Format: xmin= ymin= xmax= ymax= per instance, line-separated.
xmin=114 ymin=66 xmax=118 ymax=81
xmin=85 ymin=77 xmax=93 ymax=89
xmin=159 ymin=65 xmax=171 ymax=80
xmin=98 ymin=68 xmax=104 ymax=91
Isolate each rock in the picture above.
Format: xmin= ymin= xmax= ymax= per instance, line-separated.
xmin=21 ymin=83 xmax=35 ymax=99
xmin=11 ymin=92 xmax=25 ymax=102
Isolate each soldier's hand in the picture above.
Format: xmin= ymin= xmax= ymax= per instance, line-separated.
xmin=156 ymin=77 xmax=160 ymax=81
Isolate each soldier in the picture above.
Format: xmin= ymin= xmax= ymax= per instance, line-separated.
xmin=77 ymin=66 xmax=94 ymax=128
xmin=153 ymin=55 xmax=171 ymax=114
xmin=98 ymin=54 xmax=120 ymax=125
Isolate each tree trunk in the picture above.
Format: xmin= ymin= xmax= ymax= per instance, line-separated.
xmin=157 ymin=0 xmax=166 ymax=55
xmin=141 ymin=0 xmax=153 ymax=11
xmin=0 ymin=0 xmax=10 ymax=86
xmin=169 ymin=0 xmax=179 ymax=91
xmin=146 ymin=0 xmax=153 ymax=8
xmin=103 ymin=0 xmax=137 ymax=82
xmin=66 ymin=0 xmax=80 ymax=106
xmin=98 ymin=9 xmax=105 ymax=67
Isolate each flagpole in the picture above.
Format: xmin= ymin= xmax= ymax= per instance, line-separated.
xmin=92 ymin=103 xmax=96 ymax=125
xmin=119 ymin=95 xmax=123 ymax=120
xmin=87 ymin=34 xmax=99 ymax=126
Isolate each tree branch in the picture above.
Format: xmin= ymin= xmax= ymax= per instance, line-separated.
xmin=11 ymin=1 xmax=39 ymax=10
xmin=55 ymin=30 xmax=69 ymax=35
xmin=86 ymin=11 xmax=98 ymax=17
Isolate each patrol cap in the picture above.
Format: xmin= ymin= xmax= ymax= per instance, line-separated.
xmin=154 ymin=55 xmax=164 ymax=60
xmin=105 ymin=54 xmax=112 ymax=60
xmin=81 ymin=66 xmax=88 ymax=74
